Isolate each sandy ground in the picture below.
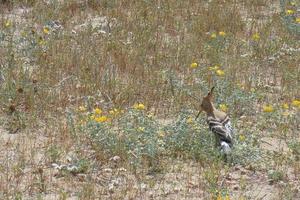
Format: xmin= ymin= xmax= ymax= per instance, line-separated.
xmin=1 ymin=124 xmax=299 ymax=200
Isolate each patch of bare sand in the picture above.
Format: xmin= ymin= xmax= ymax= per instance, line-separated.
xmin=260 ymin=137 xmax=290 ymax=153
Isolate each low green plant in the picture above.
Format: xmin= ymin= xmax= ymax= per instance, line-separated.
xmin=46 ymin=145 xmax=62 ymax=163
xmin=268 ymin=170 xmax=284 ymax=183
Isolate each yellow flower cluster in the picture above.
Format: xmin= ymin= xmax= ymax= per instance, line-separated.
xmin=137 ymin=127 xmax=145 ymax=132
xmin=219 ymin=31 xmax=226 ymax=36
xmin=94 ymin=108 xmax=102 ymax=115
xmin=208 ymin=65 xmax=225 ymax=76
xmin=186 ymin=117 xmax=194 ymax=124
xmin=190 ymin=62 xmax=198 ymax=69
xmin=91 ymin=107 xmax=109 ymax=123
xmin=211 ymin=31 xmax=226 ymax=39
xmin=209 ymin=65 xmax=219 ymax=71
xmin=94 ymin=116 xmax=108 ymax=123
xmin=216 ymin=69 xmax=225 ymax=76
xmin=252 ymin=33 xmax=260 ymax=41
xmin=78 ymin=106 xmax=87 ymax=112
xmin=38 ymin=37 xmax=46 ymax=45
xmin=216 ymin=193 xmax=230 ymax=200
xmin=109 ymin=108 xmax=121 ymax=116
xmin=296 ymin=17 xmax=300 ymax=24
xmin=133 ymin=103 xmax=145 ymax=110
xmin=262 ymin=100 xmax=299 ymax=115
xmin=286 ymin=9 xmax=295 ymax=15
xmin=43 ymin=26 xmax=50 ymax=34
xmin=211 ymin=33 xmax=217 ymax=38
xmin=282 ymin=103 xmax=289 ymax=109
xmin=157 ymin=130 xmax=165 ymax=138
xmin=263 ymin=105 xmax=274 ymax=113
xmin=219 ymin=104 xmax=228 ymax=112
xmin=239 ymin=134 xmax=246 ymax=142
xmin=4 ymin=20 xmax=11 ymax=28
xmin=292 ymin=100 xmax=300 ymax=107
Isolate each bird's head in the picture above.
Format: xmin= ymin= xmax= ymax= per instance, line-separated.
xmin=200 ymin=86 xmax=215 ymax=113
xmin=196 ymin=87 xmax=215 ymax=119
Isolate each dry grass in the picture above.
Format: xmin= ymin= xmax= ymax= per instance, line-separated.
xmin=0 ymin=0 xmax=299 ymax=199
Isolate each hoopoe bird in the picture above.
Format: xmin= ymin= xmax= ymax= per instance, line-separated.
xmin=196 ymin=87 xmax=233 ymax=154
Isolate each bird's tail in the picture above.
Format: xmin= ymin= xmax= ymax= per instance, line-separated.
xmin=220 ymin=141 xmax=231 ymax=154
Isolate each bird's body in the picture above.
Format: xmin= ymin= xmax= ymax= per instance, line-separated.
xmin=206 ymin=113 xmax=233 ymax=154
xmin=197 ymin=87 xmax=234 ymax=154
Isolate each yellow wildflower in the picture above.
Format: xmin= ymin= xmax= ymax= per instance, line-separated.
xmin=109 ymin=108 xmax=119 ymax=116
xmin=219 ymin=31 xmax=226 ymax=36
xmin=239 ymin=134 xmax=246 ymax=142
xmin=290 ymin=1 xmax=296 ymax=6
xmin=5 ymin=20 xmax=11 ymax=28
xmin=43 ymin=26 xmax=50 ymax=34
xmin=190 ymin=62 xmax=198 ymax=69
xmin=38 ymin=37 xmax=46 ymax=45
xmin=236 ymin=83 xmax=245 ymax=90
xmin=186 ymin=117 xmax=193 ymax=124
xmin=137 ymin=127 xmax=145 ymax=132
xmin=286 ymin=9 xmax=295 ymax=15
xmin=216 ymin=69 xmax=225 ymax=76
xmin=78 ymin=106 xmax=87 ymax=112
xmin=263 ymin=105 xmax=274 ymax=113
xmin=216 ymin=193 xmax=222 ymax=200
xmin=291 ymin=100 xmax=300 ymax=107
xmin=208 ymin=65 xmax=219 ymax=71
xmin=219 ymin=104 xmax=228 ymax=112
xmin=147 ymin=112 xmax=154 ymax=118
xmin=157 ymin=131 xmax=165 ymax=138
xmin=296 ymin=17 xmax=300 ymax=24
xmin=211 ymin=33 xmax=217 ymax=38
xmin=282 ymin=103 xmax=289 ymax=109
xmin=133 ymin=103 xmax=145 ymax=110
xmin=21 ymin=31 xmax=27 ymax=37
xmin=292 ymin=99 xmax=300 ymax=108
xmin=252 ymin=33 xmax=260 ymax=41
xmin=94 ymin=108 xmax=102 ymax=115
xmin=94 ymin=116 xmax=108 ymax=123
xmin=225 ymin=194 xmax=230 ymax=200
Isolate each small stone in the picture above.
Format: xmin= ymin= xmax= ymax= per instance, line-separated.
xmin=103 ymin=168 xmax=112 ymax=173
xmin=140 ymin=183 xmax=147 ymax=191
xmin=233 ymin=185 xmax=239 ymax=190
xmin=51 ymin=163 xmax=60 ymax=169
xmin=229 ymin=172 xmax=240 ymax=180
xmin=292 ymin=188 xmax=299 ymax=194
xmin=109 ymin=156 xmax=121 ymax=162
xmin=117 ymin=167 xmax=127 ymax=172
xmin=108 ymin=183 xmax=114 ymax=192
xmin=240 ymin=169 xmax=247 ymax=175
xmin=77 ymin=174 xmax=86 ymax=181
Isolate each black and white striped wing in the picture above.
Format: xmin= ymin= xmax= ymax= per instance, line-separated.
xmin=207 ymin=116 xmax=233 ymax=145
xmin=221 ymin=115 xmax=234 ymax=138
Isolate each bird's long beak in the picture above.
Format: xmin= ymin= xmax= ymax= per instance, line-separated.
xmin=195 ymin=108 xmax=202 ymax=120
